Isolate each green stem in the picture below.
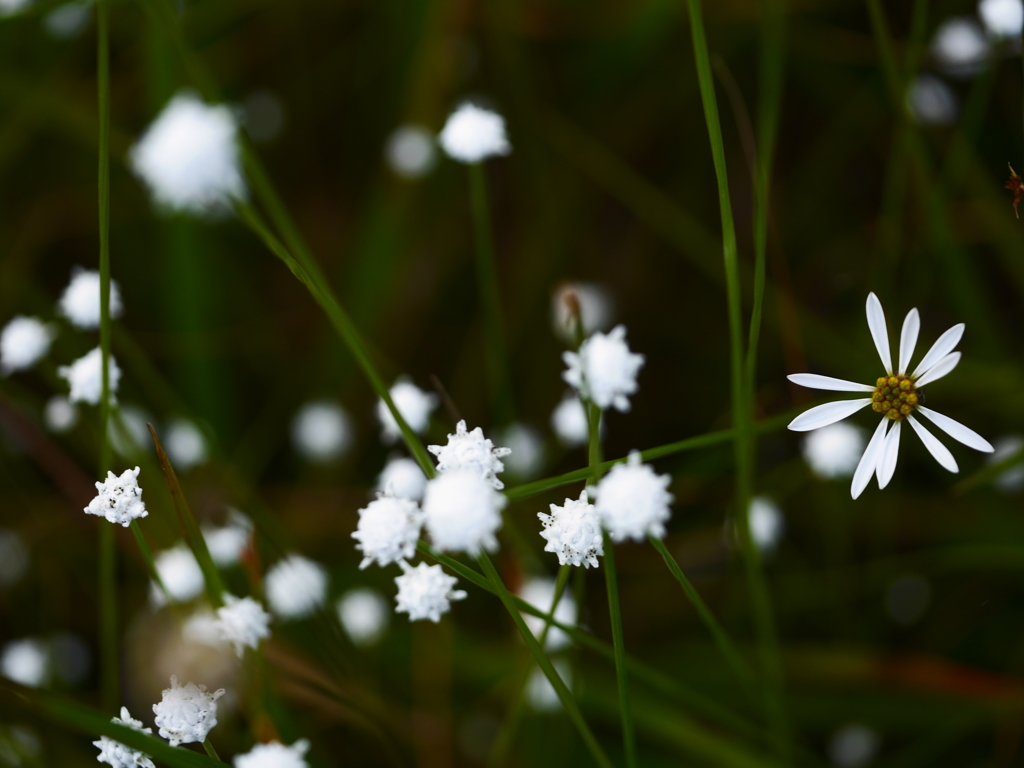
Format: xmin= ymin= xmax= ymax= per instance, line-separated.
xmin=202 ymin=739 xmax=220 ymax=761
xmin=130 ymin=520 xmax=169 ymax=601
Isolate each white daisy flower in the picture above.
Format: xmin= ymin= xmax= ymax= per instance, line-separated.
xmin=93 ymin=707 xmax=156 ymax=768
xmin=592 ymin=451 xmax=674 ymax=542
xmin=214 ymin=594 xmax=271 ymax=657
xmin=562 ymin=325 xmax=645 ymax=412
xmin=394 ymin=561 xmax=466 ymax=623
xmin=84 ymin=467 xmax=148 ymax=528
xmin=376 ymin=456 xmax=428 ymax=501
xmin=233 ymin=739 xmax=310 ymax=768
xmin=421 ymin=469 xmax=507 ymax=556
xmin=352 ymin=494 xmax=424 ymax=569
xmin=336 ymin=588 xmax=389 ymax=646
xmin=152 ymin=676 xmax=224 ymax=747
xmin=376 ymin=379 xmax=438 ymax=444
xmin=428 ymin=420 xmax=511 ymax=490
xmin=537 ymin=490 xmax=603 ymax=569
xmin=979 ymin=0 xmax=1023 ymax=39
xmin=550 ymin=392 xmax=590 ymax=448
xmin=787 ymin=293 xmax=994 ymax=499
xmin=265 ymin=555 xmax=327 ymax=621
xmin=58 ymin=347 xmax=122 ymax=405
xmin=438 ymin=103 xmax=511 ymax=164
xmin=0 ymin=316 xmax=54 ymax=375
xmin=57 ymin=269 xmax=124 ymax=330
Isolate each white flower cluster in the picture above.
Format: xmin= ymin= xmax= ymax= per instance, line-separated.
xmin=0 ymin=316 xmax=53 ymax=375
xmin=58 ymin=269 xmax=123 ymax=330
xmin=538 ymin=490 xmax=603 ymax=568
xmin=592 ymin=452 xmax=674 ymax=542
xmin=438 ymin=103 xmax=511 ymax=164
xmin=93 ymin=708 xmax=155 ymax=768
xmin=59 ymin=346 xmax=122 ymax=405
xmin=428 ymin=420 xmax=512 ymax=490
xmin=265 ymin=555 xmax=327 ymax=620
xmin=215 ymin=594 xmax=271 ymax=657
xmin=377 ymin=456 xmax=427 ymax=501
xmin=352 ymin=494 xmax=424 ymax=569
xmin=234 ymin=740 xmax=311 ymax=768
xmin=394 ymin=561 xmax=467 ymax=623
xmin=422 ymin=469 xmax=507 ymax=556
xmin=562 ymin=325 xmax=644 ymax=412
xmin=152 ymin=676 xmax=224 ymax=746
xmin=377 ymin=379 xmax=437 ymax=444
xmin=84 ymin=467 xmax=148 ymax=527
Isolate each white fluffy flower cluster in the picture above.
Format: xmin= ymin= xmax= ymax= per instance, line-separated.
xmin=59 ymin=347 xmax=122 ymax=405
xmin=151 ymin=544 xmax=203 ymax=605
xmin=84 ymin=467 xmax=148 ymax=527
xmin=422 ymin=469 xmax=507 ymax=556
xmin=0 ymin=316 xmax=53 ymax=375
xmin=394 ymin=561 xmax=467 ymax=623
xmin=520 ymin=577 xmax=577 ymax=651
xmin=352 ymin=494 xmax=424 ymax=569
xmin=562 ymin=325 xmax=644 ymax=412
xmin=215 ymin=594 xmax=271 ymax=657
xmin=265 ymin=555 xmax=328 ymax=620
xmin=58 ymin=269 xmax=123 ymax=330
xmin=438 ymin=103 xmax=511 ymax=164
xmin=538 ymin=490 xmax=603 ymax=568
xmin=152 ymin=676 xmax=224 ymax=747
xmin=551 ymin=393 xmax=590 ymax=448
xmin=93 ymin=708 xmax=155 ymax=768
xmin=428 ymin=420 xmax=511 ymax=490
xmin=593 ymin=452 xmax=674 ymax=542
xmin=129 ymin=90 xmax=246 ymax=214
xmin=234 ymin=740 xmax=311 ymax=768
xmin=291 ymin=400 xmax=353 ymax=463
xmin=377 ymin=379 xmax=437 ymax=444
xmin=377 ymin=456 xmax=427 ymax=501
xmin=337 ymin=589 xmax=389 ymax=646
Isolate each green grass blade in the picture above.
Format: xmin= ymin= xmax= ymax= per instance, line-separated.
xmin=130 ymin=519 xmax=170 ymax=602
xmin=601 ymin=533 xmax=636 ymax=768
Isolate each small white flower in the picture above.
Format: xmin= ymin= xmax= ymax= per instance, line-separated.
xmin=376 ymin=456 xmax=428 ymax=501
xmin=538 ymin=490 xmax=603 ymax=569
xmin=551 ymin=282 xmax=613 ymax=343
xmin=234 ymin=739 xmax=310 ymax=768
xmin=526 ymin=660 xmax=571 ymax=713
xmin=57 ymin=269 xmax=124 ymax=330
xmin=44 ymin=396 xmax=79 ymax=433
xmin=84 ymin=466 xmax=148 ymax=528
xmin=337 ymin=588 xmax=389 ymax=646
xmin=109 ymin=405 xmax=151 ymax=457
xmin=562 ymin=325 xmax=644 ymax=412
xmin=438 ymin=103 xmax=510 ymax=164
xmin=905 ymin=74 xmax=958 ymax=126
xmin=151 ymin=545 xmax=204 ymax=605
xmin=164 ymin=419 xmax=208 ymax=472
xmin=181 ymin=611 xmax=224 ymax=649
xmin=352 ymin=494 xmax=424 ymax=569
xmin=385 ymin=125 xmax=438 ymax=179
xmin=428 ymin=420 xmax=511 ymax=490
xmin=265 ymin=555 xmax=327 ymax=620
xmin=394 ymin=561 xmax=466 ymax=623
xmin=519 ymin=577 xmax=577 ymax=651
xmin=214 ymin=594 xmax=271 ymax=657
xmin=291 ymin=400 xmax=353 ymax=462
xmin=748 ymin=496 xmax=784 ymax=554
xmin=44 ymin=1 xmax=92 ymax=39
xmin=129 ymin=90 xmax=245 ymax=214
xmin=551 ymin=393 xmax=589 ymax=448
xmin=979 ymin=0 xmax=1023 ymax=38
xmin=802 ymin=422 xmax=866 ymax=479
xmin=422 ymin=469 xmax=507 ymax=556
xmin=93 ymin=707 xmax=156 ymax=768
xmin=152 ymin=676 xmax=224 ymax=747
xmin=0 ymin=638 xmax=49 ymax=687
xmin=498 ymin=423 xmax=546 ymax=480
xmin=58 ymin=347 xmax=122 ymax=405
xmin=377 ymin=379 xmax=438 ymax=444
xmin=202 ymin=513 xmax=251 ymax=568
xmin=0 ymin=316 xmax=54 ymax=374
xmin=931 ymin=17 xmax=989 ymax=75
xmin=787 ymin=293 xmax=994 ymax=499
xmin=592 ymin=452 xmax=673 ymax=542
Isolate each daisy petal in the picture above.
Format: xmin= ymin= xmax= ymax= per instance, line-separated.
xmin=787 ymin=374 xmax=874 ymax=392
xmin=917 ymin=406 xmax=994 ymax=453
xmin=907 ymin=415 xmax=958 ymax=473
xmin=851 ymin=418 xmax=889 ymax=499
xmin=898 ymin=308 xmax=920 ymax=376
xmin=875 ymin=419 xmax=902 ymax=489
xmin=912 ymin=323 xmax=965 ymax=378
xmin=913 ymin=351 xmax=961 ymax=388
xmin=788 ymin=399 xmax=873 ymax=432
xmin=866 ymin=293 xmax=892 ymax=374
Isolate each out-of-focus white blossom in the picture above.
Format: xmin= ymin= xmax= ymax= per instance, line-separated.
xmin=202 ymin=513 xmax=251 ymax=567
xmin=164 ymin=419 xmax=208 ymax=472
xmin=526 ymin=660 xmax=571 ymax=713
xmin=214 ymin=595 xmax=271 ymax=657
xmin=748 ymin=496 xmax=784 ymax=554
xmin=84 ymin=467 xmax=148 ymax=527
xmin=593 ymin=452 xmax=673 ymax=542
xmin=0 ymin=529 xmax=29 ymax=587
xmin=58 ymin=269 xmax=123 ymax=330
xmin=44 ymin=0 xmax=92 ymax=39
xmin=802 ymin=421 xmax=867 ymax=479
xmin=0 ymin=638 xmax=49 ymax=687
xmin=428 ymin=420 xmax=511 ymax=490
xmin=931 ymin=17 xmax=990 ymax=75
xmin=377 ymin=379 xmax=438 ymax=444
xmin=563 ymin=325 xmax=644 ymax=412
xmin=498 ymin=423 xmax=545 ymax=480
xmin=0 ymin=0 xmax=32 ymax=16
xmin=265 ymin=555 xmax=328 ymax=620
xmin=129 ymin=90 xmax=245 ymax=214
xmin=44 ymin=396 xmax=79 ymax=433
xmin=551 ymin=393 xmax=589 ymax=448
xmin=828 ymin=724 xmax=880 ymax=768
xmin=337 ymin=588 xmax=389 ymax=646
xmin=182 ymin=611 xmax=225 ymax=649
xmin=0 ymin=316 xmax=53 ymax=374
xmin=234 ymin=739 xmax=310 ymax=768
xmin=152 ymin=676 xmax=224 ymax=747
xmin=385 ymin=125 xmax=438 ymax=179
xmin=394 ymin=561 xmax=466 ymax=623
xmin=538 ymin=490 xmax=603 ymax=568
xmin=109 ymin=405 xmax=151 ymax=457
xmin=58 ymin=347 xmax=121 ymax=405
xmin=352 ymin=494 xmax=424 ymax=569
xmin=422 ymin=470 xmax=507 ymax=556
xmin=291 ymin=400 xmax=353 ymax=462
xmin=552 ymin=282 xmax=613 ymax=343
xmin=979 ymin=0 xmax=1023 ymax=38
xmin=988 ymin=435 xmax=1024 ymax=493
xmin=519 ymin=577 xmax=577 ymax=651
xmin=93 ymin=707 xmax=155 ymax=768
xmin=438 ymin=103 xmax=510 ymax=164
xmin=905 ymin=74 xmax=958 ymax=126
xmin=152 ymin=545 xmax=204 ymax=606
xmin=376 ymin=456 xmax=428 ymax=501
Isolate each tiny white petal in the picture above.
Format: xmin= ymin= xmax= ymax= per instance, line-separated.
xmin=787 ymin=399 xmax=872 ymax=432
xmin=898 ymin=308 xmax=920 ymax=376
xmin=913 ymin=351 xmax=961 ymax=388
xmin=851 ymin=418 xmax=889 ymax=499
xmin=917 ymin=406 xmax=994 ymax=452
xmin=907 ymin=415 xmax=959 ymax=473
xmin=876 ymin=420 xmax=902 ymax=489
xmin=866 ymin=293 xmax=892 ymax=374
xmin=912 ymin=323 xmax=964 ymax=377
xmin=787 ymin=374 xmax=874 ymax=392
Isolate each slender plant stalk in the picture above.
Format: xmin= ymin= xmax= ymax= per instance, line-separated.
xmin=130 ymin=520 xmax=169 ymax=600
xmin=468 ymin=162 xmax=512 ymax=422
xmin=203 ymin=739 xmax=220 ymax=761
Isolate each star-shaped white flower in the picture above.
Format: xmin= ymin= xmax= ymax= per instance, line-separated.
xmin=787 ymin=293 xmax=993 ymax=499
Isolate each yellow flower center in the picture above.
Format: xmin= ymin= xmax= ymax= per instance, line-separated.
xmin=871 ymin=375 xmax=918 ymax=421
